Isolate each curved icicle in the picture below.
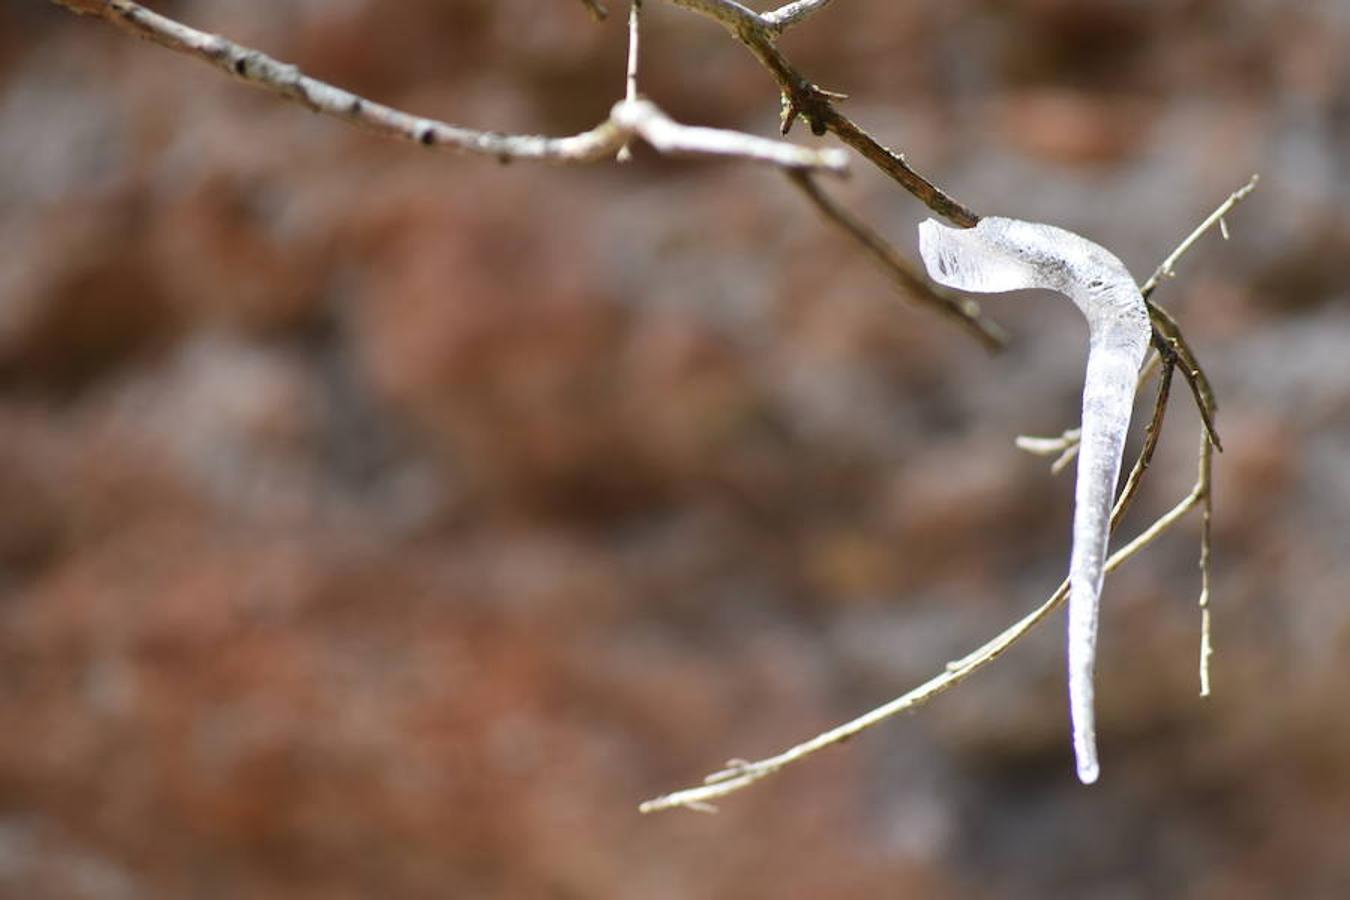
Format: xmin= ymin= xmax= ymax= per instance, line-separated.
xmin=917 ymin=216 xmax=1151 ymax=784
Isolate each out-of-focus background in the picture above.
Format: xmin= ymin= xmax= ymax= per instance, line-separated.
xmin=2 ymin=1 xmax=1347 ymax=897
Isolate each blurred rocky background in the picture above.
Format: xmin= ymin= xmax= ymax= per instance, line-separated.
xmin=1 ymin=1 xmax=1347 ymax=897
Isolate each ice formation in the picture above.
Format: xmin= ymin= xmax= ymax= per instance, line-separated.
xmin=918 ymin=216 xmax=1151 ymax=784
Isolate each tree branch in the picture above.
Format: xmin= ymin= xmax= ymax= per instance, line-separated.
xmin=661 ymin=0 xmax=981 ymax=226
xmin=52 ymin=0 xmax=1234 ymax=802
xmin=47 ymin=0 xmax=848 ymax=174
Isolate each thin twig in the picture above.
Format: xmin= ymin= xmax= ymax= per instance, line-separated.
xmin=787 ymin=172 xmax=1007 ymax=350
xmin=1140 ymin=175 xmax=1260 ymax=297
xmin=617 ymin=0 xmax=644 ymax=162
xmin=1138 ymin=175 xmax=1258 ymax=454
xmin=1015 ymin=428 xmax=1083 ymax=474
xmin=1016 ymin=353 xmax=1162 ymax=473
xmin=763 ymin=0 xmax=837 ymax=34
xmin=661 ymin=0 xmax=980 ymax=226
xmin=1146 ymin=302 xmax=1222 ymax=451
xmin=1110 ymin=360 xmax=1174 ymax=527
xmin=625 ymin=0 xmax=643 ymax=104
xmin=49 ymin=0 xmax=848 ymax=174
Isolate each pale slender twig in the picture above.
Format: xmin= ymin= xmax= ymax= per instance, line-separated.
xmin=1015 ymin=428 xmax=1083 ymax=474
xmin=617 ymin=0 xmax=644 ymax=162
xmin=763 ymin=0 xmax=837 ymax=34
xmin=1140 ymin=175 xmax=1260 ymax=296
xmin=49 ymin=0 xmax=848 ymax=175
xmin=1016 ymin=353 xmax=1162 ymax=473
xmin=787 ymin=172 xmax=1007 ymax=350
xmin=1142 ymin=176 xmax=1258 ymax=453
xmin=625 ymin=0 xmax=643 ymax=105
xmin=1110 ymin=360 xmax=1174 ymax=524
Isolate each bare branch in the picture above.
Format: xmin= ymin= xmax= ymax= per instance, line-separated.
xmin=662 ymin=0 xmax=980 ymax=226
xmin=787 ymin=172 xmax=1008 ymax=350
xmin=1016 ymin=427 xmax=1083 ymax=474
xmin=48 ymin=0 xmax=847 ymax=175
xmin=763 ymin=0 xmax=837 ymax=34
xmin=1017 ymin=353 xmax=1161 ymax=473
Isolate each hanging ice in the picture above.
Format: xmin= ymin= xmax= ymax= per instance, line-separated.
xmin=917 ymin=216 xmax=1151 ymax=784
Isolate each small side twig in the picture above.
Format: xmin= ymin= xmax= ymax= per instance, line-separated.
xmin=1017 ymin=353 xmax=1162 ymax=473
xmin=787 ymin=172 xmax=1007 ymax=350
xmin=617 ymin=0 xmax=644 ymax=162
xmin=763 ymin=0 xmax=837 ymax=35
xmin=1015 ymin=428 xmax=1083 ymax=474
xmin=1141 ymin=175 xmax=1258 ymax=454
xmin=1140 ymin=175 xmax=1260 ymax=296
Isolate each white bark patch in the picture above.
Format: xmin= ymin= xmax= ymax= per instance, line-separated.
xmin=918 ymin=217 xmax=1151 ymax=784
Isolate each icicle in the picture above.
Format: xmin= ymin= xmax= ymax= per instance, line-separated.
xmin=917 ymin=216 xmax=1151 ymax=784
